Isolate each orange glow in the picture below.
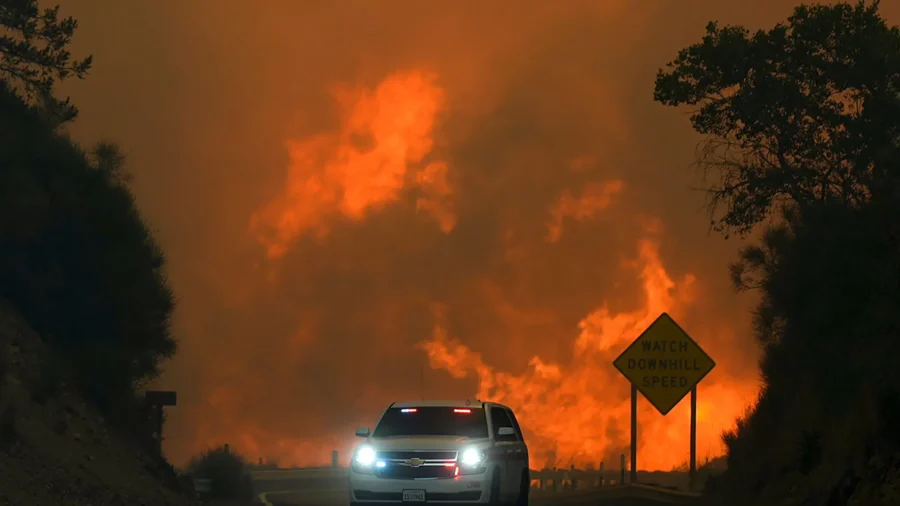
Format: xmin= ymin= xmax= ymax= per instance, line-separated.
xmin=70 ymin=0 xmax=779 ymax=474
xmin=176 ymin=66 xmax=760 ymax=472
xmin=250 ymin=70 xmax=453 ymax=258
xmin=546 ymin=180 xmax=625 ymax=243
xmin=419 ymin=237 xmax=755 ymax=470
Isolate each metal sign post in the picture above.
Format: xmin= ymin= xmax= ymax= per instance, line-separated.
xmin=144 ymin=390 xmax=177 ymax=457
xmin=612 ymin=313 xmax=716 ymax=486
xmin=690 ymin=386 xmax=698 ymax=488
xmin=630 ymin=384 xmax=637 ymax=483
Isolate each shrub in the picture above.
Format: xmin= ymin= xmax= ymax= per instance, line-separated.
xmin=700 ymin=198 xmax=900 ymax=505
xmin=187 ymin=445 xmax=255 ymax=502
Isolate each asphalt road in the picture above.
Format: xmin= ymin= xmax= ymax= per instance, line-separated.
xmin=264 ymin=489 xmax=699 ymax=506
xmin=267 ymin=495 xmax=695 ymax=506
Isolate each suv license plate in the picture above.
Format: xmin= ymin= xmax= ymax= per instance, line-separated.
xmin=402 ymin=489 xmax=426 ymax=502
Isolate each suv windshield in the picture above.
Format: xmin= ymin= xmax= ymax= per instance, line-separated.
xmin=372 ymin=407 xmax=489 ymax=438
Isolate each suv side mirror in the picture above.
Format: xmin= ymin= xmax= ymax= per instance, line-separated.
xmin=497 ymin=426 xmax=515 ymax=437
xmin=355 ymin=427 xmax=370 ymax=438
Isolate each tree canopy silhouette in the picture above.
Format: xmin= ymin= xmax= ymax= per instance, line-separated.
xmin=654 ymin=0 xmax=900 ymax=237
xmin=0 ymin=2 xmax=174 ymax=417
xmin=0 ymin=0 xmax=92 ymax=123
xmin=655 ymin=1 xmax=900 ymax=504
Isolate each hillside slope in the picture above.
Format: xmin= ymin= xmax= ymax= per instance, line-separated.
xmin=0 ymin=301 xmax=198 ymax=506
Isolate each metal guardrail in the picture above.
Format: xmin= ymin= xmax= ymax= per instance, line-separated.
xmin=251 ymin=468 xmax=348 ymax=480
xmin=247 ymin=447 xmax=702 ymax=499
xmin=250 ymin=466 xmax=699 ymax=495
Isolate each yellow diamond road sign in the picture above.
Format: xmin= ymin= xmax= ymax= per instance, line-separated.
xmin=613 ymin=312 xmax=715 ymax=416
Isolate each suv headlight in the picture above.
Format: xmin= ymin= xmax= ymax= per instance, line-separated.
xmin=460 ymin=448 xmax=482 ymax=466
xmin=352 ymin=445 xmax=377 ymax=473
xmin=355 ymin=445 xmax=376 ymax=465
xmin=458 ymin=447 xmax=487 ymax=474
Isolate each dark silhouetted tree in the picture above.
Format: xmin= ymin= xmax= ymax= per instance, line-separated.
xmin=654 ymin=0 xmax=900 ymax=237
xmin=0 ymin=83 xmax=177 ymax=413
xmin=0 ymin=0 xmax=175 ymax=419
xmin=0 ymin=0 xmax=92 ymax=124
xmin=655 ymin=2 xmax=900 ymax=504
xmin=91 ymin=141 xmax=133 ymax=186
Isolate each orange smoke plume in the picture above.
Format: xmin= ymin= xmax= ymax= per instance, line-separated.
xmin=420 ymin=237 xmax=749 ymax=470
xmin=546 ymin=180 xmax=625 ymax=243
xmin=250 ymin=69 xmax=454 ymax=258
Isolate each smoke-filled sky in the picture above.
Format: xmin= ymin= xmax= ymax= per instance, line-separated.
xmin=56 ymin=0 xmax=900 ymax=470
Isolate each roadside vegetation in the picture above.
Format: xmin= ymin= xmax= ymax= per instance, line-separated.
xmin=0 ymin=0 xmax=176 ymax=437
xmin=671 ymin=455 xmax=727 ymax=491
xmin=187 ymin=444 xmax=256 ymax=502
xmin=654 ymin=1 xmax=900 ymax=504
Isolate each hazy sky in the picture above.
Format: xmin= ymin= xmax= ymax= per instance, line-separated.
xmin=56 ymin=0 xmax=899 ymax=469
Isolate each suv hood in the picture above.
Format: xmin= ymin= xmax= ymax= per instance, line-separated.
xmin=368 ymin=436 xmax=490 ymax=451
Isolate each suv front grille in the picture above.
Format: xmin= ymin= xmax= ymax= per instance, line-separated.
xmin=373 ymin=450 xmax=460 ymax=480
xmin=375 ymin=463 xmax=457 ymax=480
xmin=377 ymin=451 xmax=458 ymax=460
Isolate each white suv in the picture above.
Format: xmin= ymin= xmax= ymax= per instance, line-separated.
xmin=349 ymin=400 xmax=530 ymax=505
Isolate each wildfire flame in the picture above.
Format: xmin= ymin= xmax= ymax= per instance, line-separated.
xmin=420 ymin=238 xmax=750 ymax=470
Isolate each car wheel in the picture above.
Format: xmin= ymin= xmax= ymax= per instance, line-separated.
xmin=488 ymin=467 xmax=502 ymax=505
xmin=515 ymin=470 xmax=530 ymax=506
